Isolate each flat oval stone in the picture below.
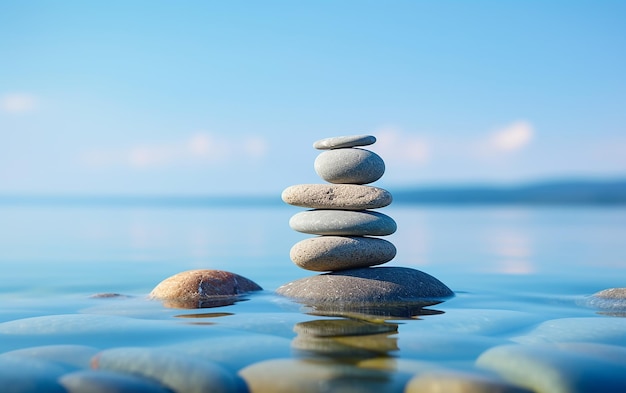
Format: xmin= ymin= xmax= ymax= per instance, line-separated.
xmin=60 ymin=370 xmax=172 ymax=393
xmin=289 ymin=210 xmax=396 ymax=236
xmin=276 ymin=267 xmax=454 ymax=308
xmin=314 ymin=148 xmax=385 ymax=184
xmin=313 ymin=135 xmax=376 ymax=150
xmin=93 ymin=347 xmax=240 ymax=393
xmin=290 ymin=236 xmax=396 ymax=271
xmin=150 ymin=269 xmax=262 ymax=309
xmin=281 ymin=184 xmax=392 ymax=210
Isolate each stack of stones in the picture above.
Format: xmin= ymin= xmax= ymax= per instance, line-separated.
xmin=277 ymin=134 xmax=454 ymax=314
xmin=281 ymin=135 xmax=397 ymax=272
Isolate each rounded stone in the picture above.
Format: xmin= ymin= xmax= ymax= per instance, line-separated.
xmin=313 ymin=134 xmax=376 ymax=150
xmin=314 ymin=148 xmax=385 ymax=184
xmin=290 ymin=236 xmax=396 ymax=271
xmin=149 ymin=269 xmax=262 ymax=309
xmin=584 ymin=288 xmax=626 ymax=315
xmin=60 ymin=370 xmax=172 ymax=393
xmin=276 ymin=267 xmax=454 ymax=308
xmin=239 ymin=358 xmax=405 ymax=393
xmin=281 ymin=184 xmax=392 ymax=210
xmin=294 ymin=319 xmax=398 ymax=337
xmin=405 ymin=370 xmax=532 ymax=393
xmin=289 ymin=210 xmax=396 ymax=236
xmin=92 ymin=347 xmax=240 ymax=393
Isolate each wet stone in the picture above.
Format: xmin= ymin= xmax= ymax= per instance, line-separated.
xmin=239 ymin=358 xmax=406 ymax=393
xmin=289 ymin=210 xmax=396 ymax=236
xmin=60 ymin=370 xmax=173 ymax=393
xmin=583 ymin=288 xmax=626 ymax=315
xmin=149 ymin=269 xmax=262 ymax=309
xmin=290 ymin=236 xmax=396 ymax=271
xmin=294 ymin=319 xmax=398 ymax=337
xmin=0 ymin=355 xmax=67 ymax=393
xmin=476 ymin=343 xmax=626 ymax=393
xmin=276 ymin=267 xmax=454 ymax=308
xmin=93 ymin=347 xmax=240 ymax=393
xmin=512 ymin=317 xmax=626 ymax=346
xmin=281 ymin=184 xmax=392 ymax=210
xmin=313 ymin=134 xmax=376 ymax=150
xmin=405 ymin=369 xmax=532 ymax=393
xmin=2 ymin=345 xmax=99 ymax=370
xmin=314 ymin=148 xmax=385 ymax=184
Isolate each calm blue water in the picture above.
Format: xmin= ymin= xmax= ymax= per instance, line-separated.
xmin=1 ymin=203 xmax=625 ymax=390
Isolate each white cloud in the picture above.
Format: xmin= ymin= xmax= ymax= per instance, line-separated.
xmin=486 ymin=120 xmax=534 ymax=152
xmin=80 ymin=132 xmax=269 ymax=170
xmin=1 ymin=93 xmax=37 ymax=114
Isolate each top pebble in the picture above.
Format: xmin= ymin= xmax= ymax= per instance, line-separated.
xmin=313 ymin=135 xmax=376 ymax=150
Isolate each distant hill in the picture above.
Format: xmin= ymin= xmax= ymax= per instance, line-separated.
xmin=392 ymin=179 xmax=626 ymax=205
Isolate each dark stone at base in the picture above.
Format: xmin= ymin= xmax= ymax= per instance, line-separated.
xmin=276 ymin=267 xmax=454 ymax=317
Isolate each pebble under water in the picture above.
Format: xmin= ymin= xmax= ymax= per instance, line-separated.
xmin=1 ymin=203 xmax=625 ymax=392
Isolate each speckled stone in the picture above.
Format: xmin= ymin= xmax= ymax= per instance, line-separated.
xmin=92 ymin=347 xmax=240 ymax=393
xmin=314 ymin=148 xmax=385 ymax=184
xmin=276 ymin=267 xmax=454 ymax=308
xmin=584 ymin=288 xmax=626 ymax=315
xmin=476 ymin=343 xmax=626 ymax=393
xmin=313 ymin=135 xmax=376 ymax=150
xmin=281 ymin=184 xmax=392 ymax=210
xmin=149 ymin=269 xmax=262 ymax=309
xmin=60 ymin=370 xmax=172 ymax=393
xmin=290 ymin=236 xmax=396 ymax=271
xmin=289 ymin=210 xmax=396 ymax=236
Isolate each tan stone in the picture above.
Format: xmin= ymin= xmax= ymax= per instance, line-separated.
xmin=282 ymin=184 xmax=392 ymax=210
xmin=149 ymin=269 xmax=262 ymax=309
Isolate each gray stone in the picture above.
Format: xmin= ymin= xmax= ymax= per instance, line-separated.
xmin=60 ymin=370 xmax=172 ymax=393
xmin=290 ymin=236 xmax=396 ymax=271
xmin=292 ymin=331 xmax=399 ymax=358
xmin=313 ymin=134 xmax=376 ymax=150
xmin=276 ymin=267 xmax=454 ymax=309
xmin=476 ymin=343 xmax=626 ymax=393
xmin=281 ymin=184 xmax=392 ymax=210
xmin=289 ymin=210 xmax=396 ymax=236
xmin=149 ymin=269 xmax=262 ymax=309
xmin=314 ymin=148 xmax=385 ymax=184
xmin=93 ymin=347 xmax=240 ymax=393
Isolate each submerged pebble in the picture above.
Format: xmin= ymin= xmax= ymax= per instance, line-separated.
xmin=239 ymin=358 xmax=406 ymax=393
xmin=60 ymin=369 xmax=172 ymax=393
xmin=93 ymin=347 xmax=240 ymax=393
xmin=405 ymin=369 xmax=532 ymax=393
xmin=584 ymin=288 xmax=626 ymax=314
xmin=476 ymin=343 xmax=626 ymax=393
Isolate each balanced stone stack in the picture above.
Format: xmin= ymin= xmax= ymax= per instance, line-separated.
xmin=282 ymin=135 xmax=397 ymax=272
xmin=278 ymin=135 xmax=454 ymax=315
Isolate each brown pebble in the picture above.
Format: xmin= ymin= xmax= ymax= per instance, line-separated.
xmin=150 ymin=269 xmax=262 ymax=309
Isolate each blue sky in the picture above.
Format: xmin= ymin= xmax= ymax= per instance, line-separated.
xmin=1 ymin=1 xmax=625 ymax=196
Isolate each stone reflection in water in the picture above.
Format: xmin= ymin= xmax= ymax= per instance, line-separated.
xmin=292 ymin=307 xmax=445 ymax=361
xmin=293 ymin=318 xmax=400 ymax=359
